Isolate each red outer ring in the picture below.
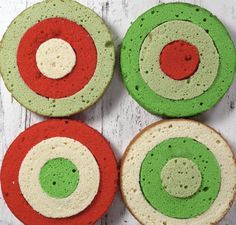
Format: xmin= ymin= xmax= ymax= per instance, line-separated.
xmin=1 ymin=120 xmax=118 ymax=225
xmin=17 ymin=18 xmax=97 ymax=99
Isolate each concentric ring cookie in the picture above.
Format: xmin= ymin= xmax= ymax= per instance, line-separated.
xmin=120 ymin=119 xmax=236 ymax=225
xmin=1 ymin=119 xmax=118 ymax=225
xmin=0 ymin=0 xmax=115 ymax=117
xmin=120 ymin=2 xmax=236 ymax=117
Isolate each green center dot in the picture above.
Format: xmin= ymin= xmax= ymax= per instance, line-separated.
xmin=39 ymin=158 xmax=79 ymax=198
xmin=161 ymin=157 xmax=202 ymax=198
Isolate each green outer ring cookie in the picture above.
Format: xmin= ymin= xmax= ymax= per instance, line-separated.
xmin=140 ymin=137 xmax=221 ymax=219
xmin=0 ymin=0 xmax=115 ymax=117
xmin=39 ymin=158 xmax=80 ymax=199
xmin=120 ymin=2 xmax=236 ymax=117
xmin=140 ymin=20 xmax=219 ymax=100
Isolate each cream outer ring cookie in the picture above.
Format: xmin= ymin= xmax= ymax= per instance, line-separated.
xmin=139 ymin=20 xmax=219 ymax=100
xmin=121 ymin=120 xmax=236 ymax=225
xmin=19 ymin=137 xmax=100 ymax=218
xmin=36 ymin=38 xmax=76 ymax=79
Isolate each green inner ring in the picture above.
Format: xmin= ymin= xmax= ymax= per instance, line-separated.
xmin=140 ymin=137 xmax=221 ymax=219
xmin=120 ymin=2 xmax=236 ymax=117
xmin=39 ymin=158 xmax=79 ymax=198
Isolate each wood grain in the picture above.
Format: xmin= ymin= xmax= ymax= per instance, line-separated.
xmin=0 ymin=0 xmax=235 ymax=224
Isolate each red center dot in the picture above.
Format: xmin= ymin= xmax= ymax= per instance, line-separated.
xmin=159 ymin=40 xmax=200 ymax=80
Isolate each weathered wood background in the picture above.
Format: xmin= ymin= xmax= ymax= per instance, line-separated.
xmin=0 ymin=0 xmax=235 ymax=224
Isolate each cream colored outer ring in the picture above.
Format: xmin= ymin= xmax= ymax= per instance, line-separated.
xmin=19 ymin=137 xmax=100 ymax=218
xmin=139 ymin=20 xmax=219 ymax=100
xmin=121 ymin=120 xmax=236 ymax=225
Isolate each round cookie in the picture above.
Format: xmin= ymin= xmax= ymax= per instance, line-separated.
xmin=120 ymin=119 xmax=236 ymax=225
xmin=0 ymin=0 xmax=115 ymax=117
xmin=1 ymin=119 xmax=118 ymax=225
xmin=120 ymin=2 xmax=236 ymax=117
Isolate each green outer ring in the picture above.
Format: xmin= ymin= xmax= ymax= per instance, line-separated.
xmin=140 ymin=137 xmax=221 ymax=219
xmin=140 ymin=20 xmax=219 ymax=100
xmin=0 ymin=0 xmax=115 ymax=117
xmin=120 ymin=2 xmax=236 ymax=117
xmin=39 ymin=158 xmax=80 ymax=199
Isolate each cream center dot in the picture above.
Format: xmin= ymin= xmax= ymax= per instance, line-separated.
xmin=161 ymin=157 xmax=202 ymax=198
xmin=36 ymin=38 xmax=76 ymax=79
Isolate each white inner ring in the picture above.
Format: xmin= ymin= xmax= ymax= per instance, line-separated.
xmin=19 ymin=137 xmax=100 ymax=218
xmin=121 ymin=120 xmax=236 ymax=225
xmin=36 ymin=38 xmax=76 ymax=79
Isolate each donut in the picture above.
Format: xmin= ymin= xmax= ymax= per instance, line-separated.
xmin=0 ymin=0 xmax=115 ymax=117
xmin=1 ymin=119 xmax=118 ymax=225
xmin=120 ymin=2 xmax=236 ymax=117
xmin=120 ymin=119 xmax=236 ymax=225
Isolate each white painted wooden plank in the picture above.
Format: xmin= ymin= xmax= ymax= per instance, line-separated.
xmin=0 ymin=0 xmax=28 ymax=224
xmin=0 ymin=0 xmax=235 ymax=224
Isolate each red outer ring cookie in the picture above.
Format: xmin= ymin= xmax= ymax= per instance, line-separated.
xmin=159 ymin=40 xmax=200 ymax=80
xmin=1 ymin=120 xmax=118 ymax=225
xmin=17 ymin=18 xmax=97 ymax=99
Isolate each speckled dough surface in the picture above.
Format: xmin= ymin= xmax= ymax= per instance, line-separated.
xmin=160 ymin=158 xmax=202 ymax=198
xmin=19 ymin=137 xmax=100 ymax=218
xmin=39 ymin=157 xmax=80 ymax=199
xmin=140 ymin=20 xmax=219 ymax=100
xmin=120 ymin=2 xmax=236 ymax=117
xmin=36 ymin=38 xmax=76 ymax=79
xmin=159 ymin=40 xmax=200 ymax=80
xmin=121 ymin=119 xmax=236 ymax=225
xmin=0 ymin=0 xmax=115 ymax=117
